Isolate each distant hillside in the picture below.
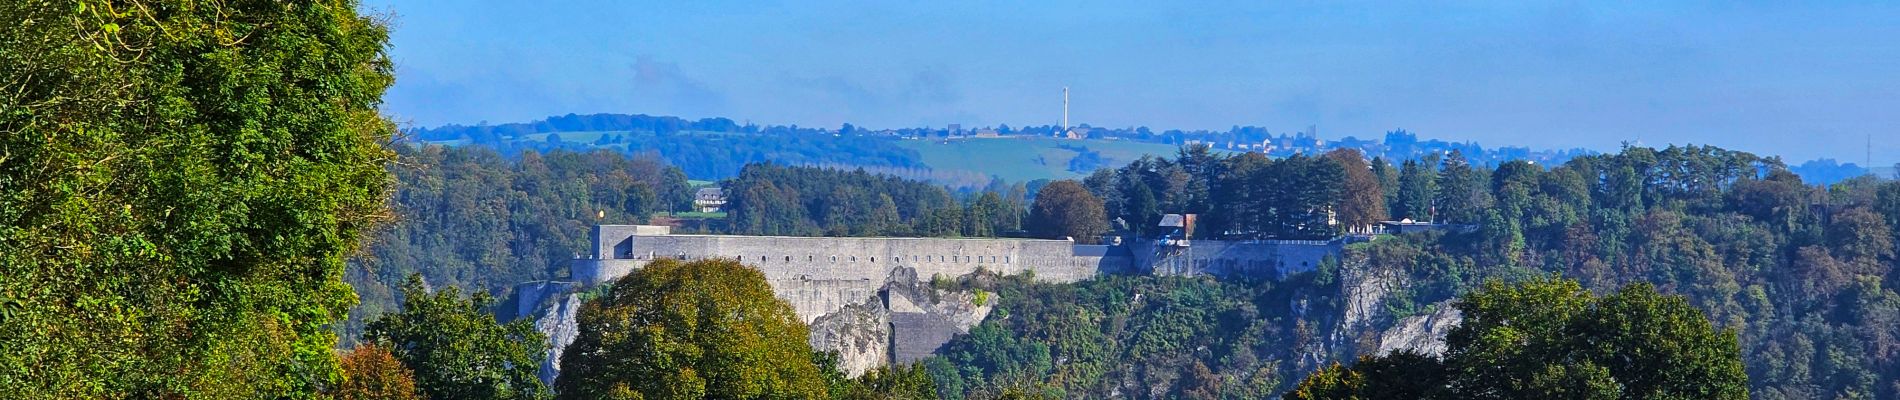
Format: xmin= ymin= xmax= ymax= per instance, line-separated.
xmin=1790 ymin=158 xmax=1887 ymax=184
xmin=406 ymin=113 xmax=1884 ymax=186
xmin=407 ymin=113 xmax=926 ymax=180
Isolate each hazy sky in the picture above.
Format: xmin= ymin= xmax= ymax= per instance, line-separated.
xmin=365 ymin=1 xmax=1899 ymax=165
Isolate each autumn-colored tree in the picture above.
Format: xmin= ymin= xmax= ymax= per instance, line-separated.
xmin=1323 ymin=149 xmax=1386 ymax=233
xmin=555 ymin=258 xmax=828 ymax=400
xmin=1 ymin=0 xmax=394 ymax=397
xmin=1029 ymin=180 xmax=1109 ymax=243
xmin=336 ymin=345 xmax=422 ymax=400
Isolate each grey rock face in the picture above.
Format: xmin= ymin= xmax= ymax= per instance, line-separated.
xmin=533 ymin=293 xmax=583 ymax=385
xmin=808 ymin=267 xmax=993 ymax=376
xmin=1376 ymin=303 xmax=1461 ymax=357
xmin=808 ymin=300 xmax=891 ymax=376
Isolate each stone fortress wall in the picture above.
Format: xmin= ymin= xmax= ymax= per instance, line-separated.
xmin=555 ymin=224 xmax=1354 ymax=377
xmin=573 ymin=225 xmax=1133 ymax=323
xmin=1134 ymin=239 xmax=1343 ymax=278
xmin=573 ymin=225 xmax=1349 ymax=322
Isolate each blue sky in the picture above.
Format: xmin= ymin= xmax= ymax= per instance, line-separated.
xmin=364 ymin=1 xmax=1899 ymax=165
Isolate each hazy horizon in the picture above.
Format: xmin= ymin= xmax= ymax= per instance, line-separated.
xmin=366 ymin=1 xmax=1899 ymax=166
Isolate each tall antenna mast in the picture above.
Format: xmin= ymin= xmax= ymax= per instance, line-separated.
xmin=1062 ymin=86 xmax=1070 ymax=131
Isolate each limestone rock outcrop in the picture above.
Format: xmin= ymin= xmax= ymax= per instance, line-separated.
xmin=1376 ymin=303 xmax=1461 ymax=357
xmin=808 ymin=267 xmax=993 ymax=376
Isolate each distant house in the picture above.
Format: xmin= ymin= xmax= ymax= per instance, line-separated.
xmin=1063 ymin=127 xmax=1091 ymax=139
xmin=973 ymin=128 xmax=1001 ymax=138
xmin=693 ymin=187 xmax=726 ymax=213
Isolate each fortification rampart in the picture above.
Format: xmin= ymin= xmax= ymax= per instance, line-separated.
xmin=1136 ymin=239 xmax=1344 ymax=278
xmin=572 ymin=225 xmax=1349 ymax=323
xmin=574 ymin=225 xmax=1129 ymax=322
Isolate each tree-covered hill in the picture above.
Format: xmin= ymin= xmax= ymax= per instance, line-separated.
xmin=341 ymin=139 xmax=1898 ymax=398
xmin=925 ymin=144 xmax=1900 ymax=399
xmin=343 ymin=145 xmax=692 ymax=343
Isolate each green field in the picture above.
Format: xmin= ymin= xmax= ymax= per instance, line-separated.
xmin=897 ymin=137 xmax=1189 ymax=183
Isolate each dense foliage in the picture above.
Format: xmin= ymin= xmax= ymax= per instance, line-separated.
xmin=817 ymin=353 xmax=942 ymax=400
xmin=925 ymin=274 xmax=1325 ymax=399
xmin=1084 ymin=146 xmax=1360 ymax=239
xmin=724 ymin=163 xmax=1027 ymax=237
xmin=363 ymin=275 xmax=551 ymax=400
xmin=1 ymin=0 xmax=394 ymax=397
xmin=346 ymin=145 xmax=689 ymax=341
xmin=1287 ymin=278 xmax=1749 ymax=399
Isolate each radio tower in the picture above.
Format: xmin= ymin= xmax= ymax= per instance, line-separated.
xmin=1062 ymin=86 xmax=1070 ymax=131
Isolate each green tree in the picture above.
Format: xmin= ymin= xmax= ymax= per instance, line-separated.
xmin=1029 ymin=180 xmax=1109 ymax=243
xmin=1 ymin=1 xmax=394 ymax=397
xmin=556 ymin=258 xmax=828 ymax=400
xmin=624 ymin=183 xmax=659 ymax=221
xmin=1288 ymin=278 xmax=1749 ymax=400
xmin=838 ymin=364 xmax=940 ymax=400
xmin=1434 ymin=150 xmax=1491 ymax=224
xmin=1448 ymin=278 xmax=1748 ymax=399
xmin=1371 ymin=157 xmax=1402 ymax=220
xmin=363 ymin=276 xmax=551 ymax=400
xmin=1396 ymin=159 xmax=1438 ymax=221
xmin=1285 ymin=352 xmax=1447 ymax=400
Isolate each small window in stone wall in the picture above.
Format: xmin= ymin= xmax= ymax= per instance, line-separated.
xmin=830 ymin=256 xmax=837 ymax=263
xmin=786 ymin=256 xmax=792 ymax=262
xmin=871 ymin=257 xmax=876 ymax=263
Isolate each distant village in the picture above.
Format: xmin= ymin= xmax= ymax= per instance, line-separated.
xmin=868 ymin=123 xmax=1591 ymax=168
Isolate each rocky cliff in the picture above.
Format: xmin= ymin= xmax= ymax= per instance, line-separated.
xmin=513 ymin=266 xmax=996 ymax=384
xmin=808 ymin=267 xmax=993 ymax=376
xmin=1375 ymin=303 xmax=1461 ymax=356
xmin=1308 ymin=243 xmax=1460 ymax=366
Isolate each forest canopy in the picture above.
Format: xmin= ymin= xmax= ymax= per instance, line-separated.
xmin=1 ymin=0 xmax=396 ymax=397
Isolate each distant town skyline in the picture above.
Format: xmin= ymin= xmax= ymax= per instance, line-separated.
xmin=366 ymin=1 xmax=1899 ymax=166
